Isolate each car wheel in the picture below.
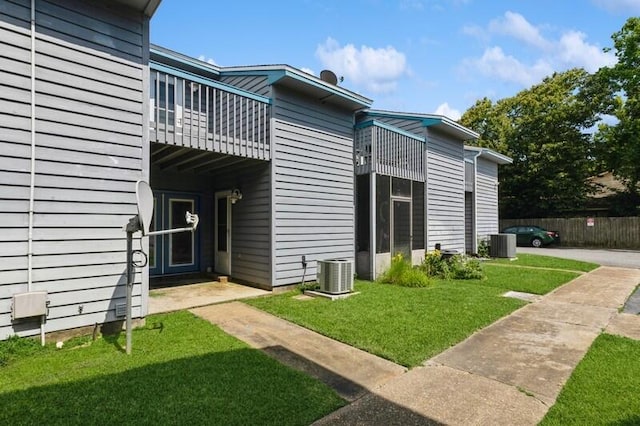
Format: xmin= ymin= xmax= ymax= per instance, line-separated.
xmin=531 ymin=238 xmax=543 ymax=248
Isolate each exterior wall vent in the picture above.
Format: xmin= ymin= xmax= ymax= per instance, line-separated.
xmin=489 ymin=234 xmax=516 ymax=258
xmin=12 ymin=292 xmax=48 ymax=320
xmin=317 ymin=259 xmax=354 ymax=294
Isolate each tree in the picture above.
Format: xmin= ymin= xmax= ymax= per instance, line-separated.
xmin=591 ymin=17 xmax=640 ymax=207
xmin=460 ymin=69 xmax=600 ymax=219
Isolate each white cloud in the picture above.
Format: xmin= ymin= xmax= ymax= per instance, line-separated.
xmin=462 ymin=24 xmax=489 ymax=42
xmin=300 ymin=67 xmax=315 ymax=76
xmin=592 ymin=0 xmax=640 ymax=13
xmin=557 ymin=31 xmax=617 ymax=72
xmin=434 ymin=102 xmax=462 ymax=120
xmin=197 ymin=55 xmax=217 ymax=66
xmin=462 ymin=12 xmax=617 ymax=87
xmin=488 ymin=11 xmax=551 ymax=49
xmin=315 ymin=37 xmax=408 ymax=94
xmin=400 ymin=0 xmax=424 ymax=11
xmin=466 ymin=46 xmax=553 ymax=87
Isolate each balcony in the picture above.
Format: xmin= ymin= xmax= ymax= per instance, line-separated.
xmin=150 ymin=63 xmax=271 ymax=161
xmin=355 ymin=120 xmax=425 ymax=181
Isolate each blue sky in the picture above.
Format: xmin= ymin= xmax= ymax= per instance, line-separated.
xmin=151 ymin=0 xmax=640 ymax=120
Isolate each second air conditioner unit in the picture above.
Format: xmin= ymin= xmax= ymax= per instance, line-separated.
xmin=317 ymin=259 xmax=354 ymax=294
xmin=489 ymin=233 xmax=516 ymax=258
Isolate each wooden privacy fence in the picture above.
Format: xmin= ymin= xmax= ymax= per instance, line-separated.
xmin=500 ymin=217 xmax=640 ymax=249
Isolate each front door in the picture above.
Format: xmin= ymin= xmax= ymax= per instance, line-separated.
xmin=214 ymin=192 xmax=231 ymax=275
xmin=149 ymin=192 xmax=200 ymax=276
xmin=392 ymin=199 xmax=411 ymax=260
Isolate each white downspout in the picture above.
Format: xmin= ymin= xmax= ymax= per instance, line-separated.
xmin=29 ymin=0 xmax=44 ymax=346
xmin=28 ymin=0 xmax=36 ymax=292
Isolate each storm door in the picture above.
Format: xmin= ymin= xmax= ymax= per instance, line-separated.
xmin=392 ymin=200 xmax=412 ymax=260
xmin=149 ymin=192 xmax=200 ymax=276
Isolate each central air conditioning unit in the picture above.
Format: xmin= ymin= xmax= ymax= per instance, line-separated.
xmin=489 ymin=233 xmax=516 ymax=258
xmin=317 ymin=259 xmax=354 ymax=294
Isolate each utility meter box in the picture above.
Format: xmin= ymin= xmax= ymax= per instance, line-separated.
xmin=12 ymin=291 xmax=48 ymax=320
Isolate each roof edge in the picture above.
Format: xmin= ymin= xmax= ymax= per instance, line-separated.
xmin=464 ymin=146 xmax=513 ymax=165
xmin=364 ymin=109 xmax=479 ymax=140
xmin=221 ymin=65 xmax=372 ymax=108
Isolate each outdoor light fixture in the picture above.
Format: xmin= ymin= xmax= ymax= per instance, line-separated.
xmin=229 ymin=188 xmax=242 ymax=204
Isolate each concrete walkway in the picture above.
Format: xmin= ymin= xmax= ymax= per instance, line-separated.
xmin=191 ymin=302 xmax=406 ymax=401
xmin=191 ymin=266 xmax=640 ymax=425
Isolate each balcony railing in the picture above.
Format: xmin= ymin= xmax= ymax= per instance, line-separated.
xmin=355 ymin=121 xmax=425 ymax=181
xmin=150 ymin=63 xmax=271 ymax=161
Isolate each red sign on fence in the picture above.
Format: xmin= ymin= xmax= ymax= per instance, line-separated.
xmin=586 ymin=217 xmax=595 ymax=227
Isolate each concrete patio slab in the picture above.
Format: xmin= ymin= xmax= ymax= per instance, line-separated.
xmin=191 ymin=302 xmax=406 ymax=401
xmin=315 ymin=364 xmax=547 ymax=426
xmin=148 ymin=281 xmax=268 ymax=314
xmin=606 ymin=313 xmax=640 ymax=340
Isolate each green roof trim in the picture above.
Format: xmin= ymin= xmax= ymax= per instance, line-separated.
xmin=355 ymin=120 xmax=425 ymax=142
xmin=150 ymin=62 xmax=271 ymax=104
xmin=221 ymin=68 xmax=372 ymax=108
xmin=151 ymin=46 xmax=221 ymax=76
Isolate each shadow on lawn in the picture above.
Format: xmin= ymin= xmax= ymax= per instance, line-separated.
xmin=0 ymin=348 xmax=341 ymax=426
xmin=612 ymin=416 xmax=640 ymax=426
xmin=1 ymin=344 xmax=445 ymax=426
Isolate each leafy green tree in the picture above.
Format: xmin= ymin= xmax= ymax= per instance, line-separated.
xmin=591 ymin=17 xmax=640 ymax=208
xmin=461 ymin=69 xmax=600 ymax=218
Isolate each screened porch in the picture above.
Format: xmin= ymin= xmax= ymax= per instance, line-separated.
xmin=354 ymin=121 xmax=426 ymax=280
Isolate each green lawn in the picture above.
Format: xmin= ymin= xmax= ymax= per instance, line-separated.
xmin=0 ymin=311 xmax=343 ymax=426
xmin=541 ymin=333 xmax=640 ymax=425
xmin=248 ymin=280 xmax=525 ymax=367
xmin=490 ymin=253 xmax=599 ymax=272
xmin=247 ymin=256 xmax=586 ymax=367
xmin=466 ymin=264 xmax=581 ymax=295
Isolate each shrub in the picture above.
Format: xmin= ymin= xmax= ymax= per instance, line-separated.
xmin=420 ymin=251 xmax=485 ymax=280
xmin=422 ymin=250 xmax=449 ymax=277
xmin=379 ymin=254 xmax=431 ymax=287
xmin=477 ymin=238 xmax=490 ymax=258
xmin=447 ymin=255 xmax=484 ymax=280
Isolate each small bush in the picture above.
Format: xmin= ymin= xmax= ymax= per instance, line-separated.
xmin=380 ymin=254 xmax=431 ymax=287
xmin=420 ymin=251 xmax=485 ymax=280
xmin=477 ymin=238 xmax=490 ymax=258
xmin=422 ymin=250 xmax=449 ymax=277
xmin=447 ymin=255 xmax=484 ymax=280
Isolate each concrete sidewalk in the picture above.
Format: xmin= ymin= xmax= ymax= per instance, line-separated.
xmin=191 ymin=302 xmax=406 ymax=402
xmin=191 ymin=266 xmax=640 ymax=425
xmin=316 ymin=266 xmax=640 ymax=425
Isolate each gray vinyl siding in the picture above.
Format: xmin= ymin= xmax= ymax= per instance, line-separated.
xmin=272 ymin=86 xmax=355 ymax=286
xmin=370 ymin=116 xmax=424 ymax=138
xmin=0 ymin=0 xmax=147 ymax=339
xmin=151 ymin=161 xmax=272 ymax=287
xmin=0 ymin=0 xmax=31 ymax=334
xmin=425 ymin=128 xmax=466 ymax=252
xmin=476 ymin=157 xmax=499 ymax=239
xmin=219 ymin=75 xmax=271 ymax=98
